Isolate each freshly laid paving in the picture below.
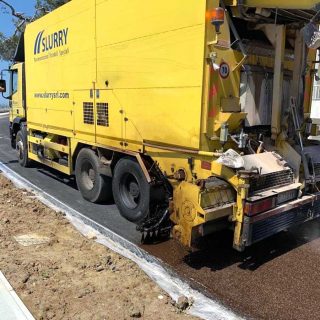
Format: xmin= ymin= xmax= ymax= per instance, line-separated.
xmin=0 ymin=175 xmax=197 ymax=320
xmin=143 ymin=220 xmax=320 ymax=320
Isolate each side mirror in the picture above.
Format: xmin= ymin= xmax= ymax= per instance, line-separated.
xmin=0 ymin=79 xmax=6 ymax=93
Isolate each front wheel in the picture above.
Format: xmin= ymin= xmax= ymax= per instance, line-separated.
xmin=16 ymin=128 xmax=30 ymax=167
xmin=112 ymin=158 xmax=150 ymax=223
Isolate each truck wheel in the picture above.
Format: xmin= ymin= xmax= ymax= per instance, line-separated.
xmin=75 ymin=148 xmax=112 ymax=203
xmin=112 ymin=158 xmax=150 ymax=223
xmin=16 ymin=129 xmax=30 ymax=167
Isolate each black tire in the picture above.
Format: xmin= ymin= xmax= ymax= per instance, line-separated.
xmin=11 ymin=138 xmax=16 ymax=149
xmin=16 ymin=128 xmax=30 ymax=167
xmin=75 ymin=148 xmax=112 ymax=203
xmin=112 ymin=157 xmax=150 ymax=223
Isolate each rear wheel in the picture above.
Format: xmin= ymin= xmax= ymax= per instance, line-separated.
xmin=75 ymin=148 xmax=112 ymax=203
xmin=16 ymin=128 xmax=30 ymax=167
xmin=112 ymin=158 xmax=150 ymax=223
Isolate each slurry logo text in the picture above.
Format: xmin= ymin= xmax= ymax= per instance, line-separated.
xmin=34 ymin=28 xmax=69 ymax=55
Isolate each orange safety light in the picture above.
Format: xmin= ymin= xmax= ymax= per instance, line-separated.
xmin=206 ymin=7 xmax=225 ymax=33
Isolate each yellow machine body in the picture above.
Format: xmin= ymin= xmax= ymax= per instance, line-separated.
xmin=6 ymin=0 xmax=320 ymax=251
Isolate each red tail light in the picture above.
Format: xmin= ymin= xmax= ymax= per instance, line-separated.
xmin=244 ymin=197 xmax=276 ymax=216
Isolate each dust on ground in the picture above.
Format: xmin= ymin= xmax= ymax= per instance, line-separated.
xmin=0 ymin=174 xmax=197 ymax=320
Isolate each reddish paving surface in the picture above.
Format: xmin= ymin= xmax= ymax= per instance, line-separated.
xmin=143 ymin=219 xmax=320 ymax=320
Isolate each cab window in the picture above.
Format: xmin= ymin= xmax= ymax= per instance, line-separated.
xmin=12 ymin=70 xmax=18 ymax=94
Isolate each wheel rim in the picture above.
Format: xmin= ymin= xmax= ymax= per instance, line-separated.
xmin=16 ymin=139 xmax=24 ymax=161
xmin=119 ymin=173 xmax=141 ymax=209
xmin=81 ymin=161 xmax=96 ymax=191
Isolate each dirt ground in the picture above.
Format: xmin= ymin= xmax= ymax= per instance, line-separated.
xmin=0 ymin=174 xmax=197 ymax=320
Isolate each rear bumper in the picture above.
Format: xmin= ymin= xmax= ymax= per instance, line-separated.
xmin=241 ymin=193 xmax=320 ymax=247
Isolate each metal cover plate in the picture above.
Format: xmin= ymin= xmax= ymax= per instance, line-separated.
xmin=242 ymin=152 xmax=288 ymax=174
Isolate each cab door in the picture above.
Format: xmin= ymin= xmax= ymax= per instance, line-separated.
xmin=10 ymin=63 xmax=25 ymax=122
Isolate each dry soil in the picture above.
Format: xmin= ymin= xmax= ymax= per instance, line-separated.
xmin=0 ymin=174 xmax=197 ymax=320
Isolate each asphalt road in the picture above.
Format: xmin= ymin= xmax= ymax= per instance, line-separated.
xmin=2 ymin=113 xmax=320 ymax=319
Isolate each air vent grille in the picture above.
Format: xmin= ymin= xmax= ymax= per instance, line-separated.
xmin=83 ymin=102 xmax=94 ymax=125
xmin=249 ymin=169 xmax=294 ymax=195
xmin=97 ymin=103 xmax=109 ymax=127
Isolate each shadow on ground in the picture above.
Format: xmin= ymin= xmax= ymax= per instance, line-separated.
xmin=183 ymin=218 xmax=320 ymax=271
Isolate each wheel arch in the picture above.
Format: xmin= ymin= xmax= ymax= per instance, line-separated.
xmin=12 ymin=117 xmax=26 ymax=131
xmin=10 ymin=117 xmax=26 ymax=146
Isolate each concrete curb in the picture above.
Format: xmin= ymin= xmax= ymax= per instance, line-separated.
xmin=0 ymin=272 xmax=35 ymax=320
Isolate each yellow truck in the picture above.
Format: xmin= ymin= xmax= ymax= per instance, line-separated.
xmin=1 ymin=0 xmax=320 ymax=251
